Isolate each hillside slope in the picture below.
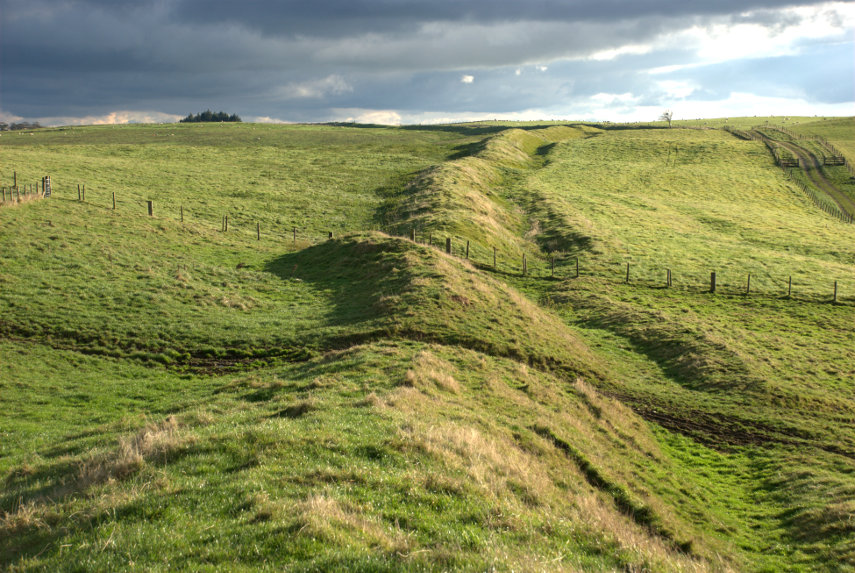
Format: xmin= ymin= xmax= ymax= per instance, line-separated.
xmin=2 ymin=120 xmax=854 ymax=571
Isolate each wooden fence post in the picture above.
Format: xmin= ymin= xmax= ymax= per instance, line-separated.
xmin=466 ymin=240 xmax=470 ymax=259
xmin=833 ymin=281 xmax=838 ymax=304
xmin=410 ymin=228 xmax=415 ymax=241
xmin=445 ymin=237 xmax=451 ymax=254
xmin=147 ymin=200 xmax=153 ymax=216
xmin=625 ymin=262 xmax=630 ymax=284
xmin=328 ymin=231 xmax=333 ymax=239
xmin=257 ymin=222 xmax=260 ymax=240
xmin=746 ymin=273 xmax=751 ymax=295
xmin=112 ymin=192 xmax=116 ymax=210
xmin=82 ymin=185 xmax=85 ymax=201
xmin=180 ymin=205 xmax=183 ymax=221
xmin=293 ymin=227 xmax=296 ymax=243
xmin=710 ymin=271 xmax=716 ymax=293
xmin=77 ymin=184 xmax=81 ymax=201
xmin=225 ymin=215 xmax=228 ymax=231
xmin=493 ymin=247 xmax=497 ymax=270
xmin=788 ymin=276 xmax=792 ymax=298
xmin=522 ymin=254 xmax=527 ymax=276
xmin=13 ymin=171 xmax=16 ymax=188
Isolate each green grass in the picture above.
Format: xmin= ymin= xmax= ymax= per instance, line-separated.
xmin=2 ymin=119 xmax=854 ymax=571
xmin=788 ymin=117 xmax=855 ymax=162
xmin=0 ymin=123 xmax=483 ymax=240
xmin=524 ymin=127 xmax=855 ymax=297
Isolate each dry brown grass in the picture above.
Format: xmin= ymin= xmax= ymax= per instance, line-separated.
xmin=0 ymin=499 xmax=56 ymax=536
xmin=377 ymin=341 xmax=730 ymax=572
xmin=403 ymin=349 xmax=461 ymax=394
xmin=1 ymin=418 xmax=187 ymax=543
xmin=0 ymin=192 xmax=45 ymax=209
xmin=398 ymin=413 xmax=557 ymax=508
xmin=291 ymin=494 xmax=413 ymax=553
xmin=76 ymin=415 xmax=192 ymax=489
xmin=572 ymin=495 xmax=723 ymax=573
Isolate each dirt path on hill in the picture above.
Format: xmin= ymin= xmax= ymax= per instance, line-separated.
xmin=754 ymin=131 xmax=855 ymax=217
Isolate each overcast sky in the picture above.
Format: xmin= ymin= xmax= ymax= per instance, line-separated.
xmin=1 ymin=0 xmax=852 ymax=125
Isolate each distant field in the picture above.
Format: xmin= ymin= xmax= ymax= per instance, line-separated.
xmin=2 ymin=119 xmax=853 ymax=572
xmin=526 ymin=126 xmax=855 ymax=297
xmin=0 ymin=123 xmax=483 ymax=239
xmin=788 ymin=116 xmax=855 ymax=162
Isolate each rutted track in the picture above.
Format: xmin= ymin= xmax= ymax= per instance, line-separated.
xmin=754 ymin=130 xmax=855 ymax=218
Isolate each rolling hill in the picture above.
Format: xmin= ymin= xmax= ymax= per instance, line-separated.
xmin=2 ymin=117 xmax=854 ymax=571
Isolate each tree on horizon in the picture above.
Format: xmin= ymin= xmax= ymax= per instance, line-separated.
xmin=180 ymin=110 xmax=241 ymax=123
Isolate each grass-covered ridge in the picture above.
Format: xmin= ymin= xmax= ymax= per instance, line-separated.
xmin=2 ymin=119 xmax=854 ymax=571
xmin=381 ymin=125 xmax=598 ymax=258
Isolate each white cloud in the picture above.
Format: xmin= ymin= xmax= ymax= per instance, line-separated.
xmin=0 ymin=110 xmax=25 ymax=123
xmin=564 ymin=91 xmax=855 ymax=123
xmin=333 ymin=109 xmax=403 ymax=125
xmin=34 ymin=110 xmax=181 ymax=126
xmin=535 ymin=65 xmax=548 ymax=72
xmin=275 ymin=75 xmax=352 ymax=99
xmin=657 ymin=80 xmax=698 ymax=99
xmin=663 ymin=91 xmax=855 ymax=120
xmin=587 ymin=44 xmax=652 ymax=61
xmin=461 ymin=74 xmax=475 ymax=84
xmin=251 ymin=116 xmax=293 ymax=124
xmin=589 ymin=92 xmax=640 ymax=105
xmin=661 ymin=2 xmax=855 ymax=65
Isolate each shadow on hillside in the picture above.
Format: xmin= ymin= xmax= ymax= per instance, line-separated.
xmin=446 ymin=138 xmax=490 ymax=160
xmin=263 ymin=236 xmax=414 ymax=336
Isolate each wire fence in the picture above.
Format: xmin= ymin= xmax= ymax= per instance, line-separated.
xmin=723 ymin=128 xmax=854 ymax=224
xmin=8 ymin=173 xmax=854 ymax=305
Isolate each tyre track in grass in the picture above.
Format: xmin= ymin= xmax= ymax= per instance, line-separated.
xmin=764 ymin=134 xmax=855 ymax=217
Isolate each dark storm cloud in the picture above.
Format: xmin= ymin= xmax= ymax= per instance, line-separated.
xmin=39 ymin=0 xmax=833 ymax=34
xmin=0 ymin=0 xmax=851 ymax=123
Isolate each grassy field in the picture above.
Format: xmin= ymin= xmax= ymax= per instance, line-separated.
xmin=2 ymin=118 xmax=854 ymax=571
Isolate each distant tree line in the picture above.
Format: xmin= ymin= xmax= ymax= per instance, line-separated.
xmin=0 ymin=121 xmax=43 ymax=131
xmin=179 ymin=110 xmax=241 ymax=123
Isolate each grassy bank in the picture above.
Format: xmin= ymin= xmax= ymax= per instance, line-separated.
xmin=2 ymin=120 xmax=854 ymax=571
